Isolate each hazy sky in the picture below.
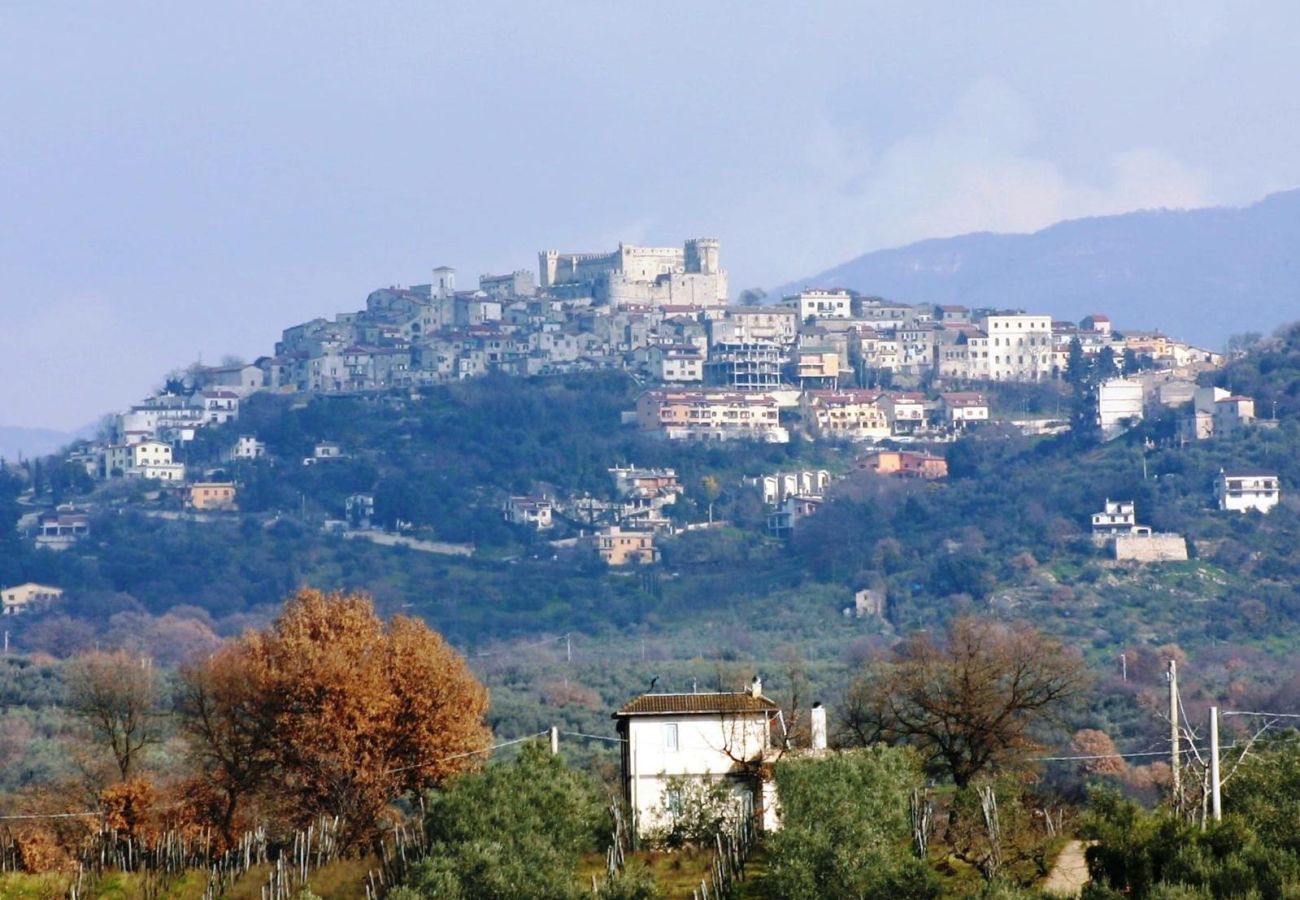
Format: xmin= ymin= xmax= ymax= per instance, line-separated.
xmin=4 ymin=1 xmax=1300 ymax=429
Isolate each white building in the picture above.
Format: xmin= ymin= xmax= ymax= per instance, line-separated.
xmin=785 ymin=289 xmax=853 ymax=321
xmin=229 ymin=435 xmax=267 ymax=460
xmin=1217 ymin=470 xmax=1280 ymax=514
xmin=980 ymin=313 xmax=1055 ymax=381
xmin=939 ymin=392 xmax=990 ymax=427
xmin=613 ymin=678 xmax=782 ymax=839
xmin=1091 ymin=499 xmax=1148 ymax=536
xmin=504 ymin=495 xmax=554 ymax=530
xmin=1098 ymin=377 xmax=1144 ymax=435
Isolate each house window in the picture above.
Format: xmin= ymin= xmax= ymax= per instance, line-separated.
xmin=663 ymin=723 xmax=679 ymax=752
xmin=666 ymin=787 xmax=683 ymax=816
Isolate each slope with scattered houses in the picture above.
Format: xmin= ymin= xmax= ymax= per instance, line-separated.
xmin=8 ymin=235 xmax=1282 ymax=612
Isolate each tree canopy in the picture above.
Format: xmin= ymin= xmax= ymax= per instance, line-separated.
xmin=842 ymin=617 xmax=1087 ymax=787
xmin=180 ymin=588 xmax=490 ymax=846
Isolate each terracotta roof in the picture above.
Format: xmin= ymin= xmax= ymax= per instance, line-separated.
xmin=614 ymin=692 xmax=779 ymax=717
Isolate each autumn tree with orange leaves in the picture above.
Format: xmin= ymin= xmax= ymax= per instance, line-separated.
xmin=180 ymin=589 xmax=490 ymax=847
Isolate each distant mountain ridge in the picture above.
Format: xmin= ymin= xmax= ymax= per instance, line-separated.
xmin=772 ymin=189 xmax=1300 ymax=348
xmin=0 ymin=424 xmax=95 ymax=461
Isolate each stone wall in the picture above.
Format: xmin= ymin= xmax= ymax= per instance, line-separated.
xmin=1113 ymin=533 xmax=1189 ymax=562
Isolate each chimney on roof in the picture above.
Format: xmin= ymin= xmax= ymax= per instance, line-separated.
xmin=810 ymin=702 xmax=827 ymax=751
xmin=750 ymin=675 xmax=762 ymax=699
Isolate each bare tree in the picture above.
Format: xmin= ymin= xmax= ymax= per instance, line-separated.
xmin=842 ymin=617 xmax=1088 ymax=787
xmin=65 ymin=650 xmax=159 ymax=780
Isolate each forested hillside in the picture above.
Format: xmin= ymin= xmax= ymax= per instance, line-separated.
xmin=5 ymin=328 xmax=1300 ymax=896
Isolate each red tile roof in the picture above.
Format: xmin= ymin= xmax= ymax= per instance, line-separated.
xmin=614 ymin=692 xmax=778 ymax=717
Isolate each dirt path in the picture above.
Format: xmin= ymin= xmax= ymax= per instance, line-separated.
xmin=1041 ymin=839 xmax=1091 ymax=897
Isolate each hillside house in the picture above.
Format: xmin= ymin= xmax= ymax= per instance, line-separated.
xmin=785 ymin=288 xmax=853 ymax=321
xmin=1 ymin=583 xmax=63 ymax=616
xmin=1217 ymin=470 xmax=1280 ymax=514
xmin=187 ymin=483 xmax=238 ymax=512
xmin=504 ymin=495 xmax=554 ymax=530
xmin=754 ymin=470 xmax=830 ymax=506
xmin=767 ymin=493 xmax=823 ymax=539
xmin=859 ymin=450 xmax=948 ymax=480
xmin=345 ymin=493 xmax=375 ymax=529
xmin=614 ymin=679 xmax=782 ymax=839
xmin=801 ymin=390 xmax=890 ymax=441
xmin=878 ymin=392 xmax=928 ymax=434
xmin=198 ymin=390 xmax=240 ymax=425
xmin=593 ymin=526 xmax=658 ymax=565
xmin=229 ymin=435 xmax=266 ymax=460
xmin=1213 ymin=396 xmax=1256 ymax=435
xmin=635 ymin=390 xmax=788 ymax=443
xmin=1091 ymin=499 xmax=1149 ymax=536
xmin=1098 ymin=378 xmax=1144 ymax=435
xmin=35 ymin=510 xmax=89 ymax=550
xmin=939 ymin=392 xmax=990 ymax=428
xmin=646 ymin=345 xmax=704 ymax=383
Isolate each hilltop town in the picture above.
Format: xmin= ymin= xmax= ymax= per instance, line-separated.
xmin=6 ymin=236 xmax=1285 ymax=593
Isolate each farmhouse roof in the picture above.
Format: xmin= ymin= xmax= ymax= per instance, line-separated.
xmin=614 ymin=692 xmax=779 ymax=717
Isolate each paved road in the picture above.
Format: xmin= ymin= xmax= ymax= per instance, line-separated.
xmin=1041 ymin=840 xmax=1090 ymax=897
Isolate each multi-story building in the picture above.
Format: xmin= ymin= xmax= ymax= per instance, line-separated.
xmin=1098 ymin=378 xmax=1144 ymax=435
xmin=785 ymin=288 xmax=853 ymax=321
xmin=636 ymin=390 xmax=788 ymax=443
xmin=980 ymin=313 xmax=1055 ymax=381
xmin=1216 ymin=470 xmax=1280 ymax=514
xmin=646 ymin=345 xmax=705 ymax=383
xmin=705 ymin=342 xmax=785 ymax=391
xmin=879 ymin=392 xmax=929 ymax=434
xmin=1091 ymin=499 xmax=1148 ymax=535
xmin=801 ymin=390 xmax=890 ymax=441
xmin=792 ymin=346 xmax=841 ymax=388
xmin=705 ymin=307 xmax=798 ymax=347
xmin=593 ymin=526 xmax=659 ymax=565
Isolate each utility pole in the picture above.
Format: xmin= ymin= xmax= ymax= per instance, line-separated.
xmin=549 ymin=726 xmax=559 ymax=755
xmin=1170 ymin=659 xmax=1181 ymax=805
xmin=1120 ymin=652 xmax=1127 ymax=682
xmin=566 ymin=633 xmax=572 ymax=664
xmin=1210 ymin=706 xmax=1222 ymax=822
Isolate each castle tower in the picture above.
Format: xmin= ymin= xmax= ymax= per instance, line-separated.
xmin=684 ymin=238 xmax=720 ymax=275
xmin=538 ymin=250 xmax=559 ymax=289
xmin=433 ymin=266 xmax=456 ymax=299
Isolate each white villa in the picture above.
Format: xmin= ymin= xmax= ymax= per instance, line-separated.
xmin=1217 ymin=470 xmax=1280 ymax=514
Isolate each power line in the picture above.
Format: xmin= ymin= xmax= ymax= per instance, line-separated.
xmin=468 ymin=634 xmax=570 ymax=659
xmin=1031 ymin=749 xmax=1170 ymax=762
xmin=384 ymin=731 xmax=547 ymax=774
xmin=0 ymin=811 xmax=99 ymax=821
xmin=561 ymin=730 xmax=626 ymax=744
xmin=1222 ymin=710 xmax=1300 ymax=719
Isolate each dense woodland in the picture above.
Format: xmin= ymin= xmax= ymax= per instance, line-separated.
xmin=4 ymin=326 xmax=1300 ymax=895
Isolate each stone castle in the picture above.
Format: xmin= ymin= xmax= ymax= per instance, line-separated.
xmin=538 ymin=238 xmax=727 ymax=307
